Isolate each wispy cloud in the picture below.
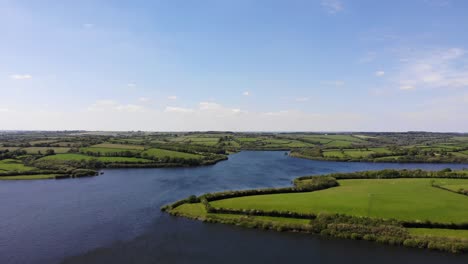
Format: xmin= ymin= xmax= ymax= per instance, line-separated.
xmin=164 ymin=106 xmax=193 ymax=113
xmin=87 ymin=99 xmax=145 ymax=112
xmin=242 ymin=91 xmax=250 ymax=96
xmin=167 ymin=95 xmax=177 ymax=100
xmin=127 ymin=83 xmax=136 ymax=88
xmin=138 ymin=97 xmax=151 ymax=103
xmin=83 ymin=23 xmax=94 ymax=29
xmin=397 ymin=48 xmax=468 ymax=90
xmin=375 ymin=71 xmax=385 ymax=77
xmin=10 ymin=74 xmax=32 ymax=80
xmin=321 ymin=0 xmax=343 ymax=14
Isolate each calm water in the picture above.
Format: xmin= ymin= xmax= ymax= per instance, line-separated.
xmin=0 ymin=151 xmax=467 ymax=264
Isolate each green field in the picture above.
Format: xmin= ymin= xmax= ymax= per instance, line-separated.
xmin=39 ymin=154 xmax=153 ymax=163
xmin=434 ymin=179 xmax=468 ymax=193
xmin=80 ymin=147 xmax=141 ymax=154
xmin=0 ymin=159 xmax=37 ymax=172
xmin=22 ymin=147 xmax=71 ymax=154
xmin=210 ymin=178 xmax=468 ymax=223
xmin=0 ymin=174 xmax=60 ymax=180
xmin=142 ymin=148 xmax=202 ymax=159
xmin=90 ymin=143 xmax=144 ymax=150
xmin=409 ymin=228 xmax=468 ymax=240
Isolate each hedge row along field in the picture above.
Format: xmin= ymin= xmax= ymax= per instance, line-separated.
xmin=162 ymin=169 xmax=468 ymax=254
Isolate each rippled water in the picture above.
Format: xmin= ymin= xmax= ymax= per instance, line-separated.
xmin=0 ymin=151 xmax=467 ymax=264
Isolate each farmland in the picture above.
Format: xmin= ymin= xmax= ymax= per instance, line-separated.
xmin=1 ymin=131 xmax=468 ymax=180
xmin=164 ymin=170 xmax=468 ymax=253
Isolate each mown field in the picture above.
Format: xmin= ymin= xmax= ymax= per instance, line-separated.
xmin=39 ymin=153 xmax=153 ymax=163
xmin=142 ymin=148 xmax=202 ymax=159
xmin=210 ymin=178 xmax=468 ymax=223
xmin=0 ymin=159 xmax=36 ymax=172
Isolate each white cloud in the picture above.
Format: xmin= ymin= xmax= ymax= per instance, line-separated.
xmin=167 ymin=95 xmax=177 ymax=100
xmin=199 ymin=102 xmax=222 ymax=110
xmin=127 ymin=83 xmax=136 ymax=88
xmin=0 ymin=108 xmax=9 ymax=112
xmin=375 ymin=71 xmax=385 ymax=77
xmin=138 ymin=97 xmax=151 ymax=103
xmin=396 ymin=48 xmax=468 ymax=90
xmin=164 ymin=106 xmax=193 ymax=113
xmin=321 ymin=0 xmax=343 ymax=14
xmin=295 ymin=97 xmax=309 ymax=102
xmin=87 ymin=99 xmax=144 ymax=113
xmin=10 ymin=74 xmax=32 ymax=80
xmin=400 ymin=85 xmax=415 ymax=90
xmin=83 ymin=23 xmax=94 ymax=29
xmin=242 ymin=91 xmax=250 ymax=96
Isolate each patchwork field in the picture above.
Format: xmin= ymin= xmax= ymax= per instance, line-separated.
xmin=210 ymin=178 xmax=468 ymax=223
xmin=0 ymin=159 xmax=37 ymax=172
xmin=39 ymin=154 xmax=153 ymax=163
xmin=142 ymin=148 xmax=202 ymax=159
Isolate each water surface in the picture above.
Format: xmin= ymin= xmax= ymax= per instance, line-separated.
xmin=0 ymin=151 xmax=467 ymax=264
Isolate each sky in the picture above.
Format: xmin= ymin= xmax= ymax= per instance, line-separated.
xmin=1 ymin=0 xmax=468 ymax=132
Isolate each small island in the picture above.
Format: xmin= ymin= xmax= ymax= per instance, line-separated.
xmin=162 ymin=169 xmax=468 ymax=254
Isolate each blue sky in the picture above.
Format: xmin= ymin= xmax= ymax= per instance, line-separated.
xmin=1 ymin=0 xmax=467 ymax=131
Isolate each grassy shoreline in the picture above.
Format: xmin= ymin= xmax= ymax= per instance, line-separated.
xmin=163 ymin=170 xmax=468 ymax=254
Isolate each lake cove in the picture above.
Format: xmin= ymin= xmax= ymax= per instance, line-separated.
xmin=1 ymin=151 xmax=468 ymax=263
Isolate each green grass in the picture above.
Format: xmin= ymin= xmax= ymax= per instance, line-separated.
xmin=39 ymin=154 xmax=153 ymax=163
xmin=80 ymin=147 xmax=141 ymax=154
xmin=434 ymin=179 xmax=468 ymax=192
xmin=172 ymin=203 xmax=309 ymax=224
xmin=0 ymin=159 xmax=37 ymax=172
xmin=409 ymin=228 xmax=468 ymax=240
xmin=22 ymin=147 xmax=71 ymax=154
xmin=90 ymin=143 xmax=144 ymax=150
xmin=210 ymin=178 xmax=468 ymax=223
xmin=142 ymin=148 xmax=202 ymax=159
xmin=0 ymin=174 xmax=60 ymax=180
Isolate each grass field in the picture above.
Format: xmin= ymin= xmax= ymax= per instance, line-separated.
xmin=22 ymin=147 xmax=71 ymax=154
xmin=90 ymin=143 xmax=144 ymax=150
xmin=172 ymin=203 xmax=310 ymax=225
xmin=0 ymin=174 xmax=60 ymax=180
xmin=409 ymin=228 xmax=468 ymax=240
xmin=434 ymin=179 xmax=468 ymax=192
xmin=142 ymin=148 xmax=202 ymax=159
xmin=210 ymin=178 xmax=468 ymax=223
xmin=0 ymin=159 xmax=37 ymax=172
xmin=39 ymin=154 xmax=153 ymax=163
xmin=80 ymin=147 xmax=141 ymax=154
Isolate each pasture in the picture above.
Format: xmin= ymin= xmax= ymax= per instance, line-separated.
xmin=210 ymin=178 xmax=468 ymax=223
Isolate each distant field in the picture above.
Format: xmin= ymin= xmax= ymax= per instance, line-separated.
xmin=40 ymin=154 xmax=153 ymax=163
xmin=80 ymin=147 xmax=141 ymax=154
xmin=0 ymin=159 xmax=37 ymax=172
xmin=0 ymin=174 xmax=59 ymax=180
xmin=90 ymin=143 xmax=144 ymax=150
xmin=22 ymin=147 xmax=71 ymax=154
xmin=211 ymin=178 xmax=468 ymax=223
xmin=142 ymin=148 xmax=202 ymax=159
xmin=434 ymin=179 xmax=468 ymax=192
xmin=323 ymin=148 xmax=391 ymax=158
xmin=409 ymin=228 xmax=468 ymax=240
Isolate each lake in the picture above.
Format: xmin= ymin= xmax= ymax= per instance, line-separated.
xmin=1 ymin=151 xmax=467 ymax=264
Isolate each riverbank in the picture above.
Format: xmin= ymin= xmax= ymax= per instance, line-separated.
xmin=163 ymin=169 xmax=468 ymax=254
